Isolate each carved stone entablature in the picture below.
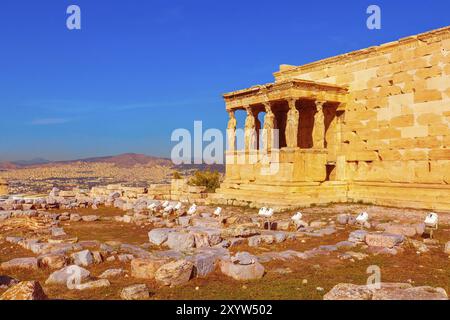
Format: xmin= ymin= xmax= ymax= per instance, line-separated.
xmin=223 ymin=79 xmax=348 ymax=110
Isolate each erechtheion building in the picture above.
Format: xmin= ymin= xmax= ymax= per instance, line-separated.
xmin=212 ymin=26 xmax=450 ymax=211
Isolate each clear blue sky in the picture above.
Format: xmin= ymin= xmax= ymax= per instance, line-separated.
xmin=0 ymin=0 xmax=448 ymax=161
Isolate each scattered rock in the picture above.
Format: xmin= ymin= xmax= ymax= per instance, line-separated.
xmin=323 ymin=283 xmax=373 ymax=300
xmin=0 ymin=257 xmax=38 ymax=271
xmin=365 ymin=233 xmax=404 ymax=248
xmin=367 ymin=246 xmax=400 ymax=256
xmin=148 ymin=228 xmax=175 ymax=246
xmin=186 ymin=252 xmax=222 ymax=277
xmin=131 ymin=257 xmax=171 ymax=279
xmin=231 ymin=252 xmax=257 ymax=265
xmin=444 ymin=241 xmax=450 ymax=255
xmin=72 ymin=279 xmax=111 ymax=291
xmin=51 ymin=227 xmax=66 ymax=237
xmin=0 ymin=281 xmax=47 ymax=300
xmin=341 ymin=251 xmax=368 ymax=261
xmin=99 ymin=268 xmax=125 ymax=279
xmin=71 ymin=250 xmax=94 ymax=267
xmin=310 ymin=221 xmax=328 ymax=228
xmin=348 ymin=230 xmax=368 ymax=243
xmin=248 ymin=235 xmax=262 ymax=247
xmin=120 ymin=243 xmax=152 ymax=259
xmin=81 ymin=215 xmax=99 ymax=222
xmin=155 ymin=259 xmax=194 ymax=286
xmin=384 ymin=224 xmax=418 ymax=237
xmin=45 ymin=265 xmax=90 ymax=285
xmin=166 ymin=232 xmax=195 ymax=251
xmin=120 ymin=284 xmax=149 ymax=300
xmin=0 ymin=275 xmax=19 ymax=289
xmin=38 ymin=253 xmax=68 ymax=269
xmin=220 ymin=252 xmax=265 ymax=281
xmin=336 ymin=214 xmax=349 ymax=225
xmin=407 ymin=239 xmax=429 ymax=253
xmin=70 ymin=214 xmax=82 ymax=222
xmin=118 ymin=254 xmax=134 ymax=262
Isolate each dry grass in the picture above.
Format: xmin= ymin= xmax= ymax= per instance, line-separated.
xmin=1 ymin=205 xmax=449 ymax=300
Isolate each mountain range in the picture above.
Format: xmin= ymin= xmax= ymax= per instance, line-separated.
xmin=0 ymin=153 xmax=172 ymax=169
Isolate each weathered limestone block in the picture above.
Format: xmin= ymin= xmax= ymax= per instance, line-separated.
xmin=383 ymin=223 xmax=424 ymax=237
xmin=372 ymin=285 xmax=447 ymax=300
xmin=148 ymin=228 xmax=175 ymax=246
xmin=325 ymin=282 xmax=447 ymax=300
xmin=155 ymin=260 xmax=194 ymax=286
xmin=81 ymin=215 xmax=99 ymax=222
xmin=189 ymin=226 xmax=222 ymax=247
xmin=71 ymin=250 xmax=94 ymax=267
xmin=0 ymin=257 xmax=38 ymax=271
xmin=365 ymin=233 xmax=404 ymax=248
xmin=220 ymin=258 xmax=265 ymax=281
xmin=72 ymin=279 xmax=110 ymax=291
xmin=120 ymin=284 xmax=149 ymax=300
xmin=99 ymin=268 xmax=125 ymax=279
xmin=166 ymin=232 xmax=195 ymax=251
xmin=0 ymin=281 xmax=47 ymax=300
xmin=45 ymin=265 xmax=90 ymax=285
xmin=131 ymin=257 xmax=171 ymax=279
xmin=186 ymin=252 xmax=220 ymax=277
xmin=38 ymin=253 xmax=68 ymax=269
xmin=348 ymin=230 xmax=368 ymax=243
xmin=444 ymin=241 xmax=450 ymax=255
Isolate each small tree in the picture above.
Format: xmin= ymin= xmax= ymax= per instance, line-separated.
xmin=188 ymin=169 xmax=220 ymax=193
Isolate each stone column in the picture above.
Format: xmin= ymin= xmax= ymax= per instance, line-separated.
xmin=285 ymin=98 xmax=299 ymax=148
xmin=244 ymin=106 xmax=257 ymax=151
xmin=312 ymin=100 xmax=326 ymax=149
xmin=262 ymin=101 xmax=277 ymax=152
xmin=226 ymin=110 xmax=237 ymax=152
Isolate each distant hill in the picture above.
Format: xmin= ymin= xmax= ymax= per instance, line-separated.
xmin=0 ymin=153 xmax=172 ymax=169
xmin=0 ymin=153 xmax=225 ymax=172
xmin=13 ymin=158 xmax=51 ymax=166
xmin=0 ymin=161 xmax=20 ymax=170
xmin=59 ymin=153 xmax=172 ymax=167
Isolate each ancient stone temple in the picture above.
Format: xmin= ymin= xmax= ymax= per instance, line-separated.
xmin=212 ymin=26 xmax=450 ymax=211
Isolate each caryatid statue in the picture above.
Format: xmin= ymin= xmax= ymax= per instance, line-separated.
xmin=312 ymin=100 xmax=326 ymax=148
xmin=227 ymin=110 xmax=237 ymax=152
xmin=262 ymin=101 xmax=277 ymax=152
xmin=244 ymin=106 xmax=257 ymax=151
xmin=285 ymin=98 xmax=299 ymax=148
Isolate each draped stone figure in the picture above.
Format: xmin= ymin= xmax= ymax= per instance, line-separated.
xmin=285 ymin=99 xmax=299 ymax=148
xmin=227 ymin=110 xmax=237 ymax=151
xmin=244 ymin=107 xmax=257 ymax=151
xmin=262 ymin=102 xmax=277 ymax=152
xmin=313 ymin=101 xmax=325 ymax=148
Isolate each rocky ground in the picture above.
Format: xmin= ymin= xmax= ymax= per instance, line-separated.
xmin=0 ymin=191 xmax=449 ymax=300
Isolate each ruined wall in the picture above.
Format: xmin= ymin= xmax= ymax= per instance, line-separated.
xmin=275 ymin=27 xmax=450 ymax=187
xmin=0 ymin=178 xmax=8 ymax=195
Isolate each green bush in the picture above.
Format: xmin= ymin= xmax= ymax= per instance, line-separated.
xmin=188 ymin=169 xmax=220 ymax=193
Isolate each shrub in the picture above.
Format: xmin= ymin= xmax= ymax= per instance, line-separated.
xmin=188 ymin=169 xmax=221 ymax=193
xmin=172 ymin=171 xmax=182 ymax=179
